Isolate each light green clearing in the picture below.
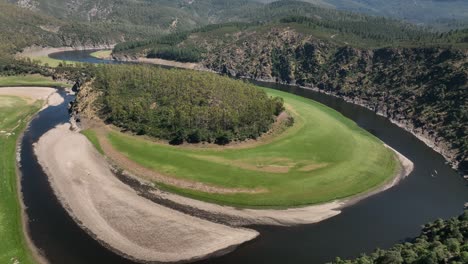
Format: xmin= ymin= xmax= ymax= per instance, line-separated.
xmin=101 ymin=88 xmax=398 ymax=208
xmin=0 ymin=95 xmax=41 ymax=264
xmin=0 ymin=75 xmax=71 ymax=88
xmin=89 ymin=50 xmax=112 ymax=59
xmin=29 ymin=56 xmax=74 ymax=68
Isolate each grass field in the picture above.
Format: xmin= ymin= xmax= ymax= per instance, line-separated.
xmin=0 ymin=75 xmax=71 ymax=88
xmin=28 ymin=56 xmax=74 ymax=68
xmin=0 ymin=95 xmax=41 ymax=264
xmin=90 ymin=88 xmax=398 ymax=208
xmin=89 ymin=50 xmax=112 ymax=59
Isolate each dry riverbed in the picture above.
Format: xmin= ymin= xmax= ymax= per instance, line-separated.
xmin=34 ymin=124 xmax=258 ymax=263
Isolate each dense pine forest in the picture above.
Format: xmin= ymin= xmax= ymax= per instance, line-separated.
xmin=331 ymin=210 xmax=468 ymax=264
xmin=86 ymin=65 xmax=284 ymax=144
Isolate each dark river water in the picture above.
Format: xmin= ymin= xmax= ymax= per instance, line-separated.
xmin=20 ymin=50 xmax=468 ymax=264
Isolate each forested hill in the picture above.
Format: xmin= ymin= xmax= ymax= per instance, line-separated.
xmin=7 ymin=0 xmax=264 ymax=34
xmin=112 ymin=21 xmax=468 ymax=174
xmin=77 ymin=65 xmax=285 ymax=145
xmin=258 ymin=0 xmax=468 ymax=29
xmin=0 ymin=0 xmax=165 ymax=55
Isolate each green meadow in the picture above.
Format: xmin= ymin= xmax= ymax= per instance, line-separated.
xmin=0 ymin=95 xmax=41 ymax=264
xmin=0 ymin=75 xmax=71 ymax=88
xmin=93 ymin=88 xmax=399 ymax=208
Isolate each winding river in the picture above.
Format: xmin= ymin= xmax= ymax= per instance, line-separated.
xmin=20 ymin=50 xmax=468 ymax=264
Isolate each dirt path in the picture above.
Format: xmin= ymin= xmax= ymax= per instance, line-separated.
xmin=35 ymin=124 xmax=258 ymax=263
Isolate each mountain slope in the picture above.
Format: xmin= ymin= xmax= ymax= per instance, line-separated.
xmin=258 ymin=0 xmax=468 ymax=28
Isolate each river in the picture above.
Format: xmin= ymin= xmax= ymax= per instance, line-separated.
xmin=20 ymin=50 xmax=468 ymax=264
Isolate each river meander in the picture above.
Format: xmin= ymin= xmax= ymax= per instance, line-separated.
xmin=19 ymin=50 xmax=468 ymax=264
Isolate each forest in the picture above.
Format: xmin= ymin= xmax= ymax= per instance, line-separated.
xmin=331 ymin=211 xmax=468 ymax=264
xmin=90 ymin=65 xmax=285 ymax=144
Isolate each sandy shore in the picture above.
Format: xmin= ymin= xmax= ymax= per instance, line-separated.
xmin=34 ymin=124 xmax=258 ymax=263
xmin=18 ymin=45 xmax=115 ymax=58
xmin=136 ymin=58 xmax=201 ymax=70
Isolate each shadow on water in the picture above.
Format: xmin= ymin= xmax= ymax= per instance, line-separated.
xmin=19 ymin=51 xmax=467 ymax=264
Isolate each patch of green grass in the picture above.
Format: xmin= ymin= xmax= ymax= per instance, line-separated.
xmin=105 ymin=88 xmax=399 ymax=208
xmin=0 ymin=75 xmax=71 ymax=88
xmin=89 ymin=50 xmax=112 ymax=59
xmin=0 ymin=95 xmax=41 ymax=264
xmin=30 ymin=56 xmax=74 ymax=68
xmin=82 ymin=129 xmax=104 ymax=154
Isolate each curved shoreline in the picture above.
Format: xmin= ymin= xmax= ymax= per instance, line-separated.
xmin=108 ymin=144 xmax=413 ymax=226
xmin=33 ymin=121 xmax=413 ymax=263
xmin=34 ymin=124 xmax=259 ymax=264
xmin=18 ymin=45 xmax=115 ymax=58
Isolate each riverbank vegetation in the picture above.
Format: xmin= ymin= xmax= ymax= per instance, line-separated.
xmin=82 ymin=88 xmax=398 ymax=207
xmin=0 ymin=95 xmax=41 ymax=264
xmin=91 ymin=65 xmax=285 ymax=145
xmin=332 ymin=210 xmax=468 ymax=264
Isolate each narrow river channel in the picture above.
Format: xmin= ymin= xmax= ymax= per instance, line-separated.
xmin=20 ymin=50 xmax=468 ymax=264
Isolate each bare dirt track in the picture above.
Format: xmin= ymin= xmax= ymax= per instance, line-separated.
xmin=34 ymin=124 xmax=258 ymax=263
